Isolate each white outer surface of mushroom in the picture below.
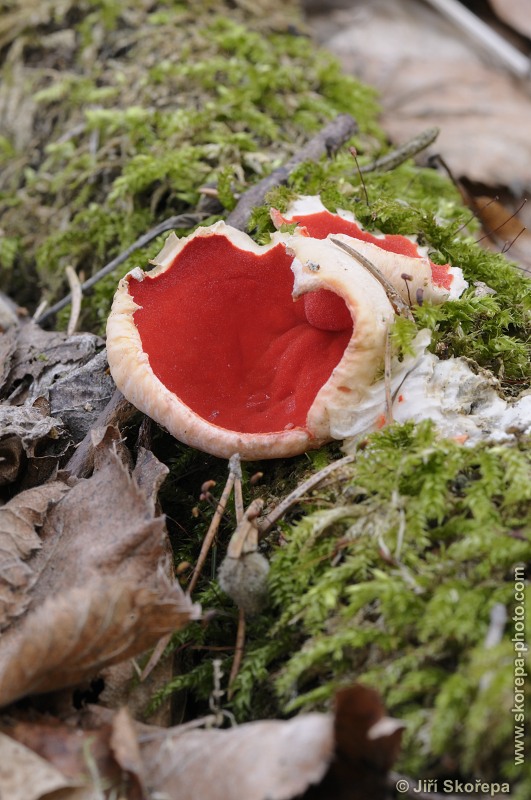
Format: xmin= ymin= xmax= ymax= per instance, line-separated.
xmin=281 ymin=234 xmax=395 ymax=441
xmin=107 ymin=221 xmax=395 ymax=460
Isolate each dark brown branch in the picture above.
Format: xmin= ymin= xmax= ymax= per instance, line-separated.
xmin=225 ymin=113 xmax=358 ymax=231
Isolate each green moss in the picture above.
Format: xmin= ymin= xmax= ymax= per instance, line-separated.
xmin=2 ymin=2 xmax=530 ymax=794
xmin=0 ymin=0 xmax=378 ymax=309
xmin=159 ymin=423 xmax=530 ymax=794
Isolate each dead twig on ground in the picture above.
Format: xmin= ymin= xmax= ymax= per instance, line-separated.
xmin=36 ymin=212 xmax=211 ymax=325
xmin=226 ymin=113 xmax=357 ymax=231
xmin=358 ymin=126 xmax=439 ymax=174
xmin=257 ymin=454 xmax=356 ymax=536
xmin=65 ymin=265 xmax=82 ymax=336
xmin=330 ymin=238 xmax=414 ymax=320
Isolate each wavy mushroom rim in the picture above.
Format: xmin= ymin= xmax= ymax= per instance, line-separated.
xmin=106 ymin=223 xmax=395 ymax=459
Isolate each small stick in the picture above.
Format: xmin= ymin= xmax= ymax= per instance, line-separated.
xmin=65 ymin=265 xmax=82 ymax=336
xmin=188 ymin=456 xmax=240 ymax=596
xmin=140 ymin=633 xmax=172 ymax=682
xmin=330 ymin=238 xmax=414 ymax=320
xmin=358 ymin=127 xmax=439 ymax=174
xmin=258 ymin=454 xmax=356 ymax=536
xmin=36 ymin=211 xmax=211 ymax=324
xmin=232 ymin=456 xmax=244 ymax=525
xmin=384 ymin=327 xmax=393 ymax=425
xmin=228 ymin=607 xmax=246 ymax=700
xmin=226 ymin=113 xmax=357 ymax=231
xmin=422 ymin=0 xmax=531 ymax=80
xmin=227 ymin=470 xmax=254 ymax=700
xmin=349 ymin=146 xmax=370 ymax=205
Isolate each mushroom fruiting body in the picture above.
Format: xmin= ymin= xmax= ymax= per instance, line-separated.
xmin=271 ymin=195 xmax=467 ymax=304
xmin=106 ymin=221 xmax=396 ymax=459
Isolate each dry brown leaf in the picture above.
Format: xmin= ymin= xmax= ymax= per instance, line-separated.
xmin=0 ymin=716 xmax=123 ymax=799
xmin=109 ymin=707 xmax=146 ymax=799
xmin=466 ymin=192 xmax=531 ymax=270
xmin=488 ymin=0 xmax=531 ymax=39
xmin=0 ymin=481 xmax=68 ymax=630
xmin=0 ymin=731 xmax=71 ymax=800
xmin=2 ymin=685 xmax=403 ymax=800
xmin=139 ymin=684 xmax=404 ymax=800
xmin=0 ymin=403 xmax=68 ymax=488
xmin=1 ymin=317 xmax=102 ymax=404
xmin=312 ymin=0 xmax=531 ymax=190
xmin=0 ymin=448 xmax=199 ymax=707
xmin=48 ymin=350 xmax=115 ymax=442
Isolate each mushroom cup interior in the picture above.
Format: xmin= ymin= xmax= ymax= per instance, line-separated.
xmin=128 ymin=234 xmax=353 ymax=436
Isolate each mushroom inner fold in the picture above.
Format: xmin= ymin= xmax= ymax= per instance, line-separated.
xmin=284 ymin=209 xmax=453 ymax=290
xmin=129 ymin=234 xmax=353 ymax=435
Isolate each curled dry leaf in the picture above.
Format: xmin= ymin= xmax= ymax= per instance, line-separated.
xmin=1 ymin=317 xmax=103 ymax=404
xmin=0 ymin=448 xmax=199 ymax=708
xmin=0 ymin=731 xmax=71 ymax=800
xmin=0 ymin=481 xmax=68 ymax=631
xmin=48 ymin=349 xmax=115 ymax=442
xmin=488 ymin=0 xmax=531 ymax=39
xmin=0 ymin=404 xmax=68 ymax=488
xmin=1 ymin=685 xmax=402 ymax=800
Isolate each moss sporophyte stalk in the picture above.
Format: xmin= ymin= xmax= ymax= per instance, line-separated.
xmin=1 ymin=0 xmax=530 ymax=795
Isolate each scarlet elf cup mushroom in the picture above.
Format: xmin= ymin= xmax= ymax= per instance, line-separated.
xmin=106 ymin=199 xmax=465 ymax=459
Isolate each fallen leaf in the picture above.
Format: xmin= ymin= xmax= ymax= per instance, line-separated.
xmin=488 ymin=0 xmax=531 ymax=39
xmin=0 ymin=481 xmax=68 ymax=630
xmin=0 ymin=448 xmax=199 ymax=707
xmin=0 ymin=403 xmax=68 ymax=488
xmin=109 ymin=707 xmax=146 ymax=800
xmin=311 ymin=0 xmax=531 ymax=190
xmin=0 ymin=717 xmax=122 ymax=799
xmin=1 ymin=317 xmax=103 ymax=405
xmin=1 ymin=685 xmax=402 ymax=800
xmin=48 ymin=350 xmax=115 ymax=442
xmin=0 ymin=731 xmax=71 ymax=800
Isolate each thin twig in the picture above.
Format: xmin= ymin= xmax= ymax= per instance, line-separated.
xmin=258 ymin=454 xmax=356 ymax=536
xmin=422 ymin=0 xmax=531 ymax=79
xmin=330 ymin=238 xmax=414 ymax=320
xmin=359 ymin=127 xmax=439 ymax=174
xmin=228 ymin=607 xmax=246 ymax=700
xmin=36 ymin=211 xmax=211 ymax=324
xmin=226 ymin=113 xmax=357 ymax=231
xmin=188 ymin=457 xmax=240 ymax=596
xmin=384 ymin=327 xmax=394 ymax=425
xmin=65 ymin=265 xmax=82 ymax=336
xmin=140 ymin=633 xmax=172 ymax=682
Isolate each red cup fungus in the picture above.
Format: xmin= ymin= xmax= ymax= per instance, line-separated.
xmin=106 ymin=198 xmax=466 ymax=459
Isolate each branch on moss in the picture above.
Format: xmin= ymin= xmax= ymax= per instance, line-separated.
xmin=36 ymin=212 xmax=211 ymax=325
xmin=226 ymin=112 xmax=358 ymax=231
xmin=358 ymin=126 xmax=440 ymax=174
xmin=257 ymin=453 xmax=356 ymax=536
